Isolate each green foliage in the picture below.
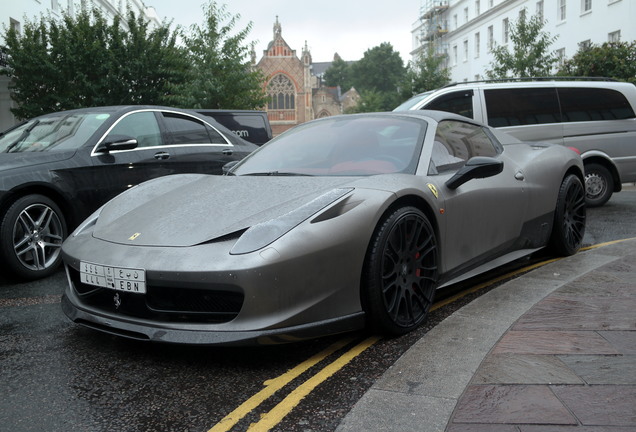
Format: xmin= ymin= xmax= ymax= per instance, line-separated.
xmin=175 ymin=1 xmax=267 ymax=109
xmin=323 ymin=55 xmax=353 ymax=92
xmin=1 ymin=1 xmax=266 ymax=119
xmin=486 ymin=9 xmax=559 ymax=79
xmin=401 ymin=45 xmax=451 ymax=100
xmin=557 ymin=41 xmax=636 ymax=84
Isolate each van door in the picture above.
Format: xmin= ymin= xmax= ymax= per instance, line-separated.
xmin=483 ymin=87 xmax=564 ymax=145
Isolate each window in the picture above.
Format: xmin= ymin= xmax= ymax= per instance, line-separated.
xmin=558 ymin=87 xmax=636 ymax=122
xmin=9 ymin=18 xmax=20 ymax=35
xmin=582 ymin=0 xmax=592 ymax=12
xmin=110 ymin=112 xmax=162 ymax=148
xmin=475 ymin=0 xmax=480 ymax=15
xmin=453 ymin=14 xmax=458 ymax=29
xmin=162 ymin=113 xmax=225 ymax=145
xmin=487 ymin=25 xmax=494 ymax=51
xmin=463 ymin=40 xmax=469 ymax=61
xmin=464 ymin=7 xmax=469 ymax=22
xmin=474 ymin=32 xmax=480 ymax=58
xmin=608 ymin=30 xmax=621 ymax=42
xmin=453 ymin=45 xmax=458 ymax=65
xmin=502 ymin=18 xmax=509 ymax=43
xmin=267 ymin=74 xmax=295 ymax=110
xmin=488 ymin=0 xmax=494 ymax=7
xmin=579 ymin=40 xmax=591 ymax=50
xmin=484 ymin=88 xmax=561 ymax=127
xmin=430 ymin=120 xmax=499 ymax=174
xmin=558 ymin=0 xmax=567 ymax=20
xmin=536 ymin=1 xmax=544 ymax=21
xmin=556 ymin=48 xmax=566 ymax=65
xmin=423 ymin=90 xmax=474 ymax=119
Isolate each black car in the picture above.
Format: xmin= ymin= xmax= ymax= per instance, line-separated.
xmin=0 ymin=105 xmax=257 ymax=280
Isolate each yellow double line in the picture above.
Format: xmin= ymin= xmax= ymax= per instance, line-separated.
xmin=209 ymin=335 xmax=380 ymax=432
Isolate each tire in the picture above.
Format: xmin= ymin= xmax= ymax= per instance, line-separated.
xmin=549 ymin=175 xmax=586 ymax=256
xmin=0 ymin=194 xmax=67 ymax=280
xmin=362 ymin=206 xmax=439 ymax=335
xmin=584 ymin=163 xmax=614 ymax=207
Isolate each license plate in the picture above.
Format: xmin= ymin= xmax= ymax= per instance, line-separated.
xmin=80 ymin=261 xmax=146 ymax=294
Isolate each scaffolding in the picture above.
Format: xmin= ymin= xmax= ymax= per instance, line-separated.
xmin=418 ymin=0 xmax=449 ymax=58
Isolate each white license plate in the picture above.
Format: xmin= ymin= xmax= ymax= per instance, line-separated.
xmin=80 ymin=261 xmax=146 ymax=294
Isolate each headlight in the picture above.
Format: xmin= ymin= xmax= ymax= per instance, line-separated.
xmin=230 ymin=188 xmax=353 ymax=255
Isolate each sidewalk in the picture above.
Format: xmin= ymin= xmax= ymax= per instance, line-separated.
xmin=337 ymin=238 xmax=636 ymax=431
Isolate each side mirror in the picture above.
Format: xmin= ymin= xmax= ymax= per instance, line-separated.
xmin=445 ymin=156 xmax=504 ymax=190
xmin=95 ymin=135 xmax=138 ymax=153
xmin=222 ymin=160 xmax=240 ymax=175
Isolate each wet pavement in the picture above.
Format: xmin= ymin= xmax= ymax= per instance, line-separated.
xmin=337 ymin=238 xmax=636 ymax=431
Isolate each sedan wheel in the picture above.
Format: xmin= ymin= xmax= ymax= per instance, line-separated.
xmin=549 ymin=175 xmax=586 ymax=256
xmin=363 ymin=206 xmax=438 ymax=335
xmin=0 ymin=195 xmax=67 ymax=280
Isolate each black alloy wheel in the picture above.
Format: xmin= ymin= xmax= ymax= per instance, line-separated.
xmin=550 ymin=174 xmax=586 ymax=256
xmin=0 ymin=194 xmax=67 ymax=280
xmin=363 ymin=206 xmax=439 ymax=335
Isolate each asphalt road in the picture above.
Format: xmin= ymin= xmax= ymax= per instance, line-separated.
xmin=1 ymin=189 xmax=635 ymax=432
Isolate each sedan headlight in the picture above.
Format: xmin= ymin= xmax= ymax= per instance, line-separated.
xmin=230 ymin=188 xmax=353 ymax=255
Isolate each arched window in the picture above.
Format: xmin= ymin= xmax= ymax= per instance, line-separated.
xmin=267 ymin=74 xmax=295 ymax=110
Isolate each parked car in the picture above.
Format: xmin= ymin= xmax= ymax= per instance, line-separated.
xmin=61 ymin=111 xmax=585 ymax=345
xmin=395 ymin=79 xmax=636 ymax=206
xmin=0 ymin=105 xmax=258 ymax=280
xmin=194 ymin=110 xmax=272 ymax=145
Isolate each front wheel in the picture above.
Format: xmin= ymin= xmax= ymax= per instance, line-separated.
xmin=584 ymin=163 xmax=614 ymax=207
xmin=0 ymin=194 xmax=67 ymax=280
xmin=363 ymin=206 xmax=439 ymax=335
xmin=549 ymin=175 xmax=586 ymax=256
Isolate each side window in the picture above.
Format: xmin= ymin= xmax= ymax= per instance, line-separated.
xmin=110 ymin=112 xmax=162 ymax=148
xmin=430 ymin=120 xmax=499 ymax=174
xmin=162 ymin=113 xmax=227 ymax=145
xmin=485 ymin=88 xmax=561 ymax=127
xmin=558 ymin=87 xmax=636 ymax=121
xmin=423 ymin=90 xmax=474 ymax=119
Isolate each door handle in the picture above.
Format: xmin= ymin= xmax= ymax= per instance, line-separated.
xmin=222 ymin=149 xmax=233 ymax=155
xmin=154 ymin=152 xmax=170 ymax=160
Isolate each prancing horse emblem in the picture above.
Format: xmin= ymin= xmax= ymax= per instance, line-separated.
xmin=113 ymin=293 xmax=121 ymax=309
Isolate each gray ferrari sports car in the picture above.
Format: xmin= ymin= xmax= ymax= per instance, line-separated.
xmin=61 ymin=111 xmax=586 ymax=345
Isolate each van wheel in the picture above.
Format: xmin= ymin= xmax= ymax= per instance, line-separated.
xmin=584 ymin=163 xmax=613 ymax=207
xmin=0 ymin=195 xmax=67 ymax=280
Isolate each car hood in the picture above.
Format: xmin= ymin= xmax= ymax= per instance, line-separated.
xmin=0 ymin=151 xmax=76 ymax=172
xmin=92 ymin=174 xmax=359 ymax=247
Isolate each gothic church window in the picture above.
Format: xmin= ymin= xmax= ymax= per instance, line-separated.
xmin=267 ymin=74 xmax=295 ymax=110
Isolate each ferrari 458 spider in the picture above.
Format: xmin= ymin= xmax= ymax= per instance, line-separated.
xmin=61 ymin=111 xmax=586 ymax=345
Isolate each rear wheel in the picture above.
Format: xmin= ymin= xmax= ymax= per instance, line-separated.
xmin=363 ymin=206 xmax=438 ymax=335
xmin=0 ymin=194 xmax=67 ymax=280
xmin=549 ymin=175 xmax=586 ymax=256
xmin=584 ymin=163 xmax=613 ymax=207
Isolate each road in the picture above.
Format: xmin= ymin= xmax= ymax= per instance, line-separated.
xmin=1 ymin=189 xmax=635 ymax=432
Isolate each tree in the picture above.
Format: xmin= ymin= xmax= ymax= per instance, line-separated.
xmin=401 ymin=45 xmax=451 ymax=100
xmin=348 ymin=42 xmax=406 ymax=111
xmin=2 ymin=8 xmax=189 ymax=119
xmin=323 ymin=54 xmax=353 ymax=92
xmin=557 ymin=41 xmax=636 ymax=84
xmin=175 ymin=1 xmax=267 ymax=109
xmin=486 ymin=8 xmax=559 ymax=79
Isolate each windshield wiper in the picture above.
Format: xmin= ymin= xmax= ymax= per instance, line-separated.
xmin=241 ymin=171 xmax=312 ymax=176
xmin=5 ymin=120 xmax=40 ymax=153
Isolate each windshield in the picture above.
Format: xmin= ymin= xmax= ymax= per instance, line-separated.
xmin=232 ymin=115 xmax=426 ymax=177
xmin=0 ymin=112 xmax=112 ymax=153
xmin=393 ymin=91 xmax=434 ymax=111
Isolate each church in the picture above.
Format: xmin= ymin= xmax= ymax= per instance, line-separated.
xmin=253 ymin=18 xmax=360 ymax=136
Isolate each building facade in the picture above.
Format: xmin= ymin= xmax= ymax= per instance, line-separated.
xmin=411 ymin=0 xmax=636 ymax=83
xmin=255 ymin=18 xmax=360 ymax=135
xmin=0 ymin=0 xmax=160 ymax=130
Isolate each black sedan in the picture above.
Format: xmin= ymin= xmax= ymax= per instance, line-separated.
xmin=0 ymin=106 xmax=257 ymax=280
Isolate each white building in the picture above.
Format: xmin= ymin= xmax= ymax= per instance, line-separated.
xmin=0 ymin=0 xmax=160 ymax=130
xmin=411 ymin=0 xmax=636 ymax=83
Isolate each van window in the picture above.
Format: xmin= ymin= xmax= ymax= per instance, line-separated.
xmin=423 ymin=90 xmax=474 ymax=119
xmin=485 ymin=88 xmax=561 ymax=127
xmin=558 ymin=87 xmax=636 ymax=122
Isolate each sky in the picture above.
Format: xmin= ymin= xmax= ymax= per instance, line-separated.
xmin=146 ymin=0 xmax=420 ymax=63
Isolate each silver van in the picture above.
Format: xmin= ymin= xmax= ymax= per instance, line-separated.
xmin=395 ymin=80 xmax=636 ymax=206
